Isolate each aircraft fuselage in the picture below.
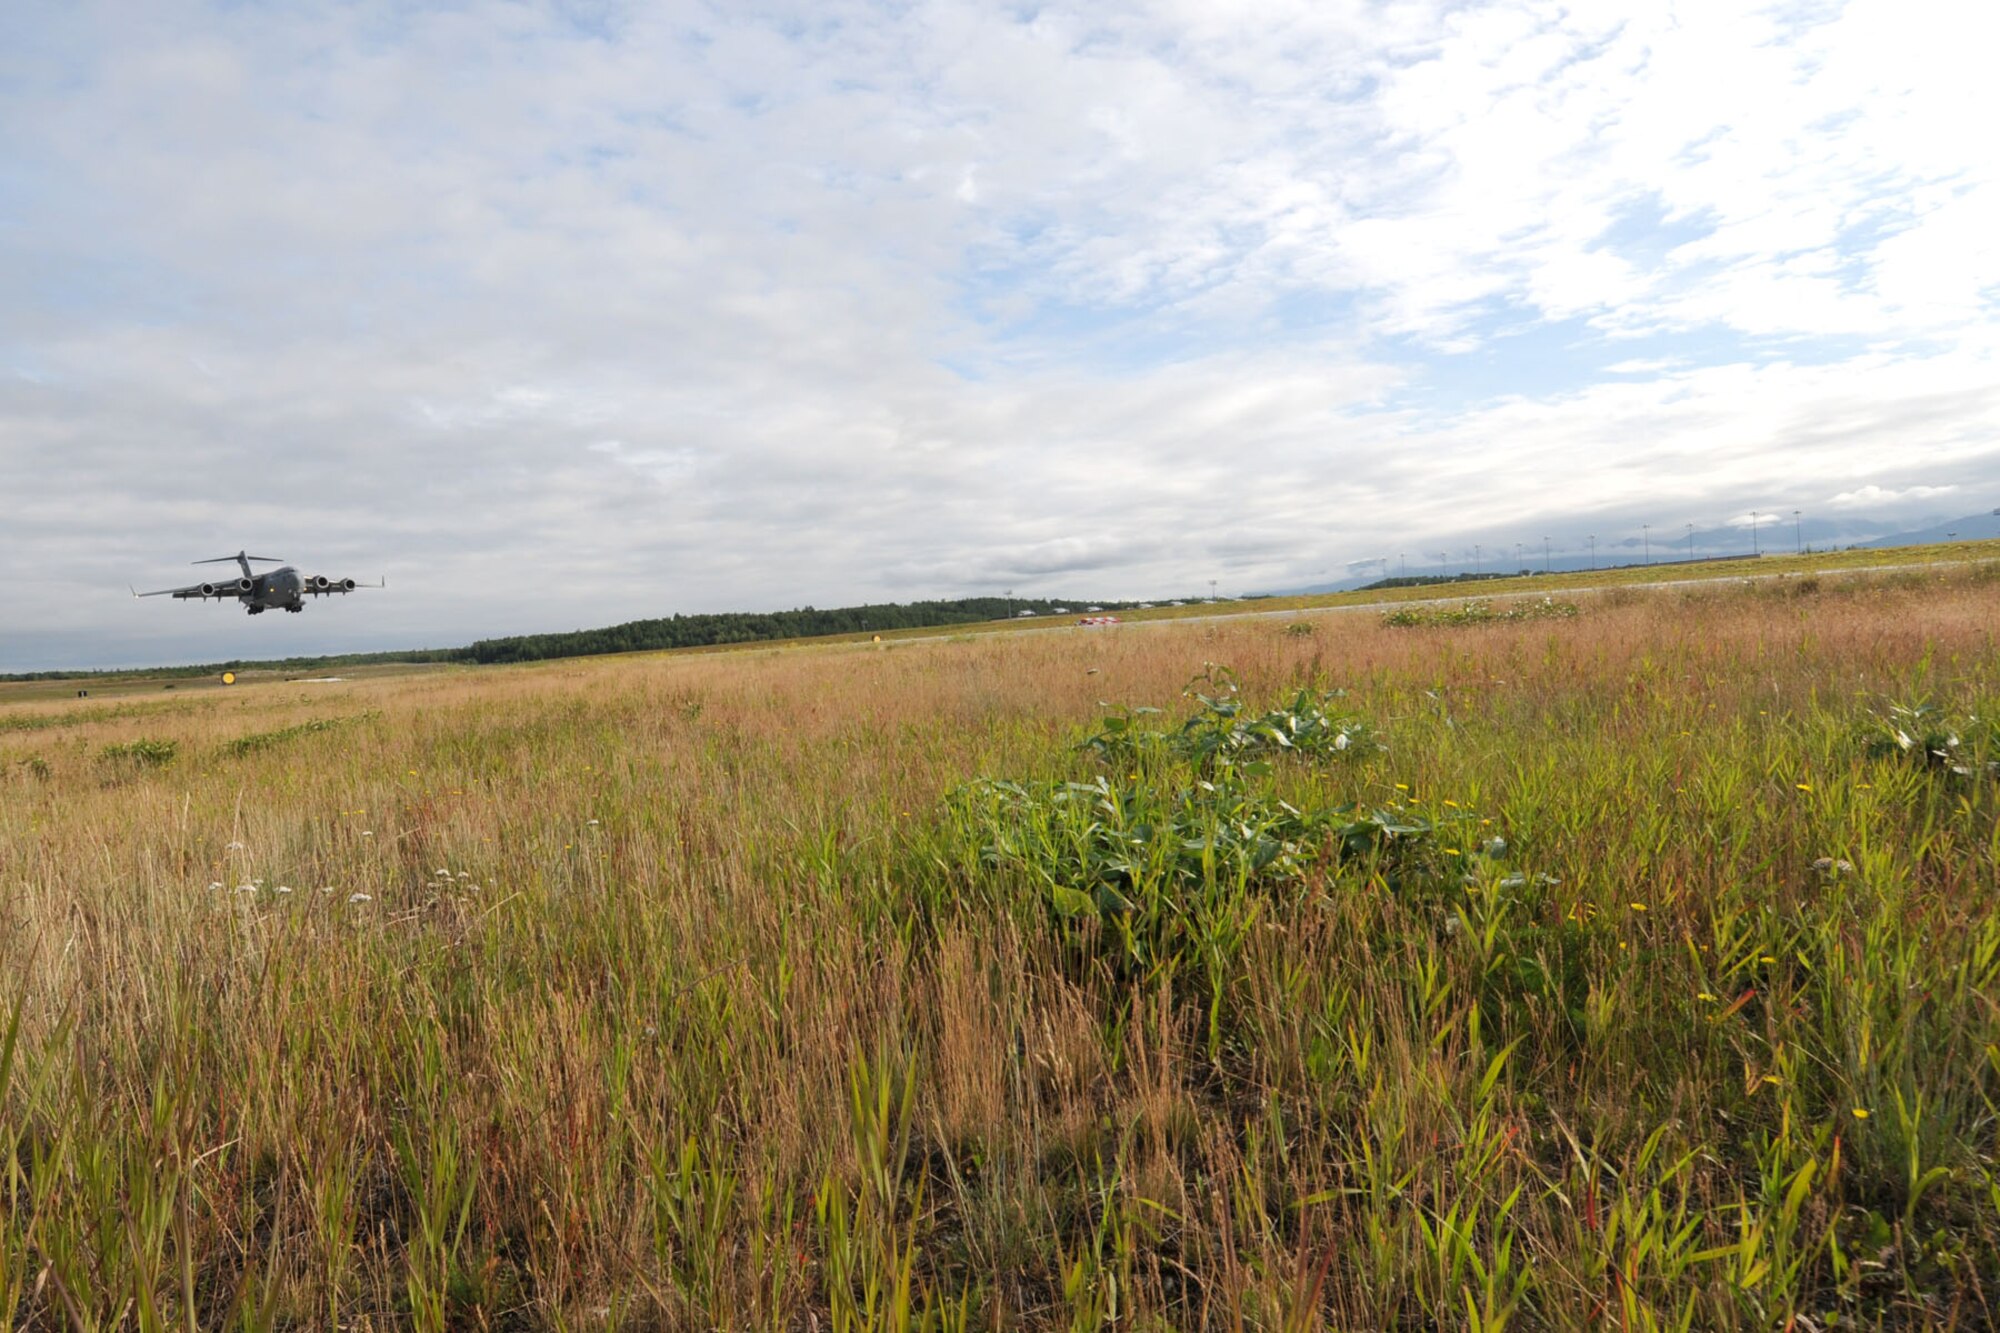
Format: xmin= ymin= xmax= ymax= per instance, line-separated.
xmin=232 ymin=566 xmax=305 ymax=614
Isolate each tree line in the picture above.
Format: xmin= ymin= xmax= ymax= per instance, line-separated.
xmin=4 ymin=597 xmax=1127 ymax=680
xmin=453 ymin=597 xmax=1121 ymax=664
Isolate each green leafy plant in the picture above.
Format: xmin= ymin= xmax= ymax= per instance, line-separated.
xmin=1080 ymin=665 xmax=1381 ymax=772
xmin=224 ymin=711 xmax=376 ymax=756
xmin=97 ymin=737 xmax=177 ymax=767
xmin=960 ymin=674 xmax=1451 ymax=984
xmin=1863 ymin=702 xmax=1999 ymax=777
xmin=1383 ymin=598 xmax=1579 ymax=629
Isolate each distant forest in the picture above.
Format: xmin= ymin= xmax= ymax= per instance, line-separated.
xmin=456 ymin=596 xmax=1129 ymax=663
xmin=4 ymin=596 xmax=1133 ymax=680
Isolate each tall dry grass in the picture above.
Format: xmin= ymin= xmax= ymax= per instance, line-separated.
xmin=3 ymin=569 xmax=2000 ymax=1328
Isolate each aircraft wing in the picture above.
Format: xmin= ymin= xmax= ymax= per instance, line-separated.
xmin=132 ymin=582 xmax=241 ymax=600
xmin=302 ymin=575 xmax=384 ymax=596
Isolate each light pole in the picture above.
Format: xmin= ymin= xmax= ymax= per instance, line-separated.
xmin=1437 ymin=551 xmax=1447 ymax=578
xmin=1473 ymin=543 xmax=1481 ymax=576
xmin=1514 ymin=542 xmax=1523 ymax=573
xmin=1209 ymin=578 xmax=1217 ymax=602
xmin=1542 ymin=536 xmax=1551 ymax=574
xmin=1399 ymin=553 xmax=1406 ymax=579
xmin=1749 ymin=511 xmax=1759 ymax=556
xmin=1686 ymin=523 xmax=1695 ymax=562
xmin=1005 ymin=587 xmax=1013 ymax=620
xmin=1642 ymin=524 xmax=1650 ymax=564
xmin=1588 ymin=534 xmax=1596 ymax=570
xmin=1793 ymin=510 xmax=1802 ymax=555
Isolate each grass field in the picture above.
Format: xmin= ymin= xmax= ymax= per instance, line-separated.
xmin=6 ymin=564 xmax=2000 ymax=1328
xmin=1101 ymin=537 xmax=2000 ymax=630
xmin=12 ymin=539 xmax=1999 ymax=703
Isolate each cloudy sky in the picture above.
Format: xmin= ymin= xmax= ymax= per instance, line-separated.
xmin=4 ymin=1 xmax=1997 ymax=669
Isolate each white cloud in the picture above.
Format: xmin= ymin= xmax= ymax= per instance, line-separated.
xmin=1 ymin=0 xmax=1997 ymax=668
xmin=1829 ymin=484 xmax=1962 ymax=510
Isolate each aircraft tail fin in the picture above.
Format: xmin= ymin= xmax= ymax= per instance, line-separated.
xmin=193 ymin=550 xmax=280 ymax=579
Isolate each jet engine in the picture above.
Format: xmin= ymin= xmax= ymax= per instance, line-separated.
xmin=340 ymin=578 xmax=356 ymax=591
xmin=311 ymin=575 xmax=330 ymax=590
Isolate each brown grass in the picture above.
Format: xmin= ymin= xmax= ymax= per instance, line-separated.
xmin=3 ymin=567 xmax=2000 ymax=1327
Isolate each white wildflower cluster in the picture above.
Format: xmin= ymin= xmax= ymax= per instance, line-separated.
xmin=433 ymin=866 xmax=484 ymax=893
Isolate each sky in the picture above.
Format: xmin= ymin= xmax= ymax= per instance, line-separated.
xmin=3 ymin=0 xmax=1998 ymax=670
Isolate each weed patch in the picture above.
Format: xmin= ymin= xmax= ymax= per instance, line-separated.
xmin=223 ymin=711 xmax=377 ymax=757
xmin=1862 ymin=702 xmax=2000 ymax=777
xmin=953 ymin=671 xmax=1466 ymax=1016
xmin=1383 ymin=596 xmax=1579 ymax=628
xmin=1079 ymin=665 xmax=1381 ymax=772
xmin=97 ymin=737 xmax=177 ymax=767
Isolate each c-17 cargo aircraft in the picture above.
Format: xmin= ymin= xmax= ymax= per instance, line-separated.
xmin=134 ymin=551 xmax=383 ymax=615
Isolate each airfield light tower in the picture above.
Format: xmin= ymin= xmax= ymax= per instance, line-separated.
xmin=1006 ymin=587 xmax=1013 ymax=620
xmin=1514 ymin=542 xmax=1523 ymax=571
xmin=1793 ymin=510 xmax=1802 ymax=555
xmin=1687 ymin=523 xmax=1695 ymax=562
xmin=1750 ymin=511 xmax=1760 ymax=556
xmin=1588 ymin=534 xmax=1596 ymax=570
xmin=1399 ymin=553 xmax=1407 ymax=579
xmin=1209 ymin=579 xmax=1217 ymax=602
xmin=1473 ymin=543 xmax=1481 ymax=576
xmin=1542 ymin=536 xmax=1551 ymax=574
xmin=1642 ymin=524 xmax=1650 ymax=564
